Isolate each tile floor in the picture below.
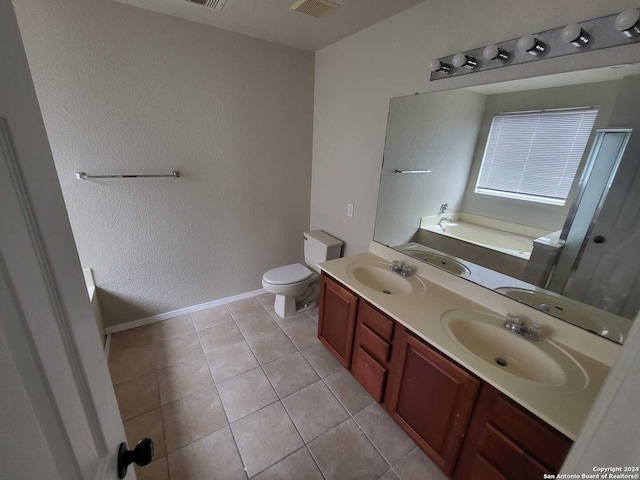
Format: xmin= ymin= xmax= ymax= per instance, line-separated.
xmin=108 ymin=294 xmax=447 ymax=480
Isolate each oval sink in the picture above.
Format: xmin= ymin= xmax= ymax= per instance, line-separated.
xmin=346 ymin=261 xmax=426 ymax=296
xmin=402 ymin=250 xmax=471 ymax=277
xmin=495 ymin=286 xmax=629 ymax=343
xmin=441 ymin=310 xmax=587 ymax=391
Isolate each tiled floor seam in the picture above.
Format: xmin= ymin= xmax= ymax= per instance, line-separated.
xmin=392 ymin=446 xmax=421 ymax=474
xmin=304 ymin=444 xmax=328 ymax=480
xmin=350 ymin=412 xmax=396 ymax=472
xmin=234 ymin=307 xmax=328 ymax=478
xmin=193 ymin=314 xmax=250 ymax=480
xmin=201 ymin=304 xmax=271 ymax=479
xmin=161 ymin=390 xmax=232 ymax=449
xmin=119 ymin=302 xmax=324 ymax=479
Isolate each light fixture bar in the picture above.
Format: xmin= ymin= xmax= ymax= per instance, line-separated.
xmin=430 ymin=10 xmax=640 ymax=80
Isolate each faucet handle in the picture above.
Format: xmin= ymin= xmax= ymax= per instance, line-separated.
xmin=505 ymin=313 xmax=523 ymax=325
xmin=528 ymin=324 xmax=541 ymax=338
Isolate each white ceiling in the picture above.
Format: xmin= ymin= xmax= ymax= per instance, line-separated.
xmin=115 ymin=0 xmax=425 ymax=51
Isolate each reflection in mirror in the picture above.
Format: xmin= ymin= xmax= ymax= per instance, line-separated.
xmin=374 ymin=64 xmax=640 ymax=344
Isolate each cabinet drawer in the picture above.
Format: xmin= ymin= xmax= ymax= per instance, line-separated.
xmin=468 ymin=455 xmax=507 ymax=480
xmin=356 ymin=322 xmax=391 ymax=364
xmin=490 ymin=395 xmax=570 ymax=470
xmin=358 ymin=302 xmax=394 ymax=341
xmin=352 ymin=346 xmax=388 ymax=402
xmin=455 ymin=385 xmax=572 ymax=480
xmin=478 ymin=425 xmax=546 ymax=480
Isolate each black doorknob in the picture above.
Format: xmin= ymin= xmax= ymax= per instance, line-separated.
xmin=593 ymin=235 xmax=606 ymax=244
xmin=117 ymin=438 xmax=154 ymax=479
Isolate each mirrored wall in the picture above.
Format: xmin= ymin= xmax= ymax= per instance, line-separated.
xmin=374 ymin=64 xmax=640 ymax=344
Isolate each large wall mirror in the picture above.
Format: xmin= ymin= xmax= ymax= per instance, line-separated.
xmin=374 ymin=64 xmax=640 ymax=345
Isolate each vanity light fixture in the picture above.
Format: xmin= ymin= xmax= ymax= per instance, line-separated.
xmin=483 ymin=44 xmax=509 ymax=62
xmin=430 ymin=10 xmax=640 ymax=80
xmin=428 ymin=59 xmax=452 ymax=74
xmin=615 ymin=8 xmax=640 ymax=37
xmin=561 ymin=23 xmax=590 ymax=47
xmin=452 ymin=53 xmax=478 ymax=69
xmin=517 ymin=34 xmax=546 ymax=56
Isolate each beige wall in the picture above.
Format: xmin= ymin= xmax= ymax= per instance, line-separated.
xmin=311 ymin=0 xmax=640 ymax=256
xmin=14 ymin=0 xmax=315 ymax=327
xmin=375 ymin=89 xmax=486 ymax=246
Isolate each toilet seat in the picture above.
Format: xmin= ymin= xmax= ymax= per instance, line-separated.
xmin=262 ymin=263 xmax=313 ymax=285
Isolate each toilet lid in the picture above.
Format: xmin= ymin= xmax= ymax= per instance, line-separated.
xmin=263 ymin=263 xmax=314 ymax=285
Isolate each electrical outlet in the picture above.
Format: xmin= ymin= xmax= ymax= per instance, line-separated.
xmin=347 ymin=203 xmax=354 ymax=217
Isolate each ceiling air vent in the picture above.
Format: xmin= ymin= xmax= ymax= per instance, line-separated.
xmin=185 ymin=0 xmax=231 ymax=11
xmin=290 ymin=0 xmax=340 ymax=18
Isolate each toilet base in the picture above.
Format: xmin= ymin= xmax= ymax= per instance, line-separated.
xmin=273 ymin=291 xmax=319 ymax=318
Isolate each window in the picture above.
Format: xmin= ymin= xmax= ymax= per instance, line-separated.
xmin=475 ymin=108 xmax=598 ymax=206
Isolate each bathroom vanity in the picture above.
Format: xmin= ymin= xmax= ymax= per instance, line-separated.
xmin=317 ymin=243 xmax=618 ymax=479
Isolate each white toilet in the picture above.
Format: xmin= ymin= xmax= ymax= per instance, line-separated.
xmin=262 ymin=230 xmax=343 ymax=318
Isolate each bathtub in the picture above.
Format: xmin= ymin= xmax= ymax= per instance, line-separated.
xmin=421 ymin=222 xmax=535 ymax=260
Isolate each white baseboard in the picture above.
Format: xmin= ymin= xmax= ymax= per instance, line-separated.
xmin=104 ymin=288 xmax=267 ymax=334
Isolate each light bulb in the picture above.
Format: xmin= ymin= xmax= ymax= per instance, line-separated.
xmin=517 ymin=35 xmax=546 ymax=56
xmin=451 ymin=53 xmax=478 ymax=69
xmin=615 ymin=8 xmax=640 ymax=37
xmin=428 ymin=59 xmax=451 ymax=73
xmin=561 ymin=23 xmax=590 ymax=46
xmin=483 ymin=44 xmax=508 ymax=62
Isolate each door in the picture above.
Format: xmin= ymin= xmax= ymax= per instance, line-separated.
xmin=318 ymin=274 xmax=358 ymax=368
xmin=1 ymin=3 xmax=131 ymax=479
xmin=564 ymin=77 xmax=640 ymax=319
xmin=548 ymin=130 xmax=630 ymax=293
xmin=386 ymin=328 xmax=480 ymax=476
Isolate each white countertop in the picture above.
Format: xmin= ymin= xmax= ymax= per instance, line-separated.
xmin=319 ymin=243 xmax=621 ymax=440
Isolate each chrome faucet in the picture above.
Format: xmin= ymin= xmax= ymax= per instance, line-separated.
xmin=390 ymin=260 xmax=412 ymax=277
xmin=437 ymin=217 xmax=453 ymax=230
xmin=439 ymin=203 xmax=451 ymax=214
xmin=503 ymin=313 xmax=540 ymax=341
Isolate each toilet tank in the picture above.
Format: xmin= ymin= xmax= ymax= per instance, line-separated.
xmin=304 ymin=230 xmax=343 ymax=272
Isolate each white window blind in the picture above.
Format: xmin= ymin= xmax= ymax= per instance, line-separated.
xmin=475 ymin=108 xmax=598 ymax=205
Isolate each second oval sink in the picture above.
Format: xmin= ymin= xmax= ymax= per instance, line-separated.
xmin=494 ymin=286 xmax=629 ymax=343
xmin=441 ymin=310 xmax=587 ymax=391
xmin=346 ymin=261 xmax=426 ymax=296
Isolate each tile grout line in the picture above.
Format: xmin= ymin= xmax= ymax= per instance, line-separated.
xmin=117 ymin=315 xmax=201 ymax=479
xmin=304 ymin=444 xmax=328 ymax=480
xmin=270 ymin=305 xmax=347 ymax=480
xmin=112 ymin=299 xmax=328 ymax=479
xmin=315 ymin=374 xmax=396 ymax=477
xmin=350 ymin=409 xmax=396 ymax=474
xmin=390 ymin=447 xmax=421 ymax=479
xmin=230 ymin=301 xmax=314 ymax=478
xmin=194 ymin=305 xmax=250 ymax=480
xmin=109 ymin=303 xmax=277 ymax=478
xmin=162 ymin=313 xmax=201 ymax=480
xmin=218 ymin=298 xmax=307 ymax=477
xmin=229 ymin=299 xmax=329 ymax=479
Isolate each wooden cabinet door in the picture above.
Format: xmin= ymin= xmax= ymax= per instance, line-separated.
xmin=386 ymin=328 xmax=480 ymax=476
xmin=318 ymin=273 xmax=358 ymax=368
xmin=455 ymin=385 xmax=572 ymax=480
